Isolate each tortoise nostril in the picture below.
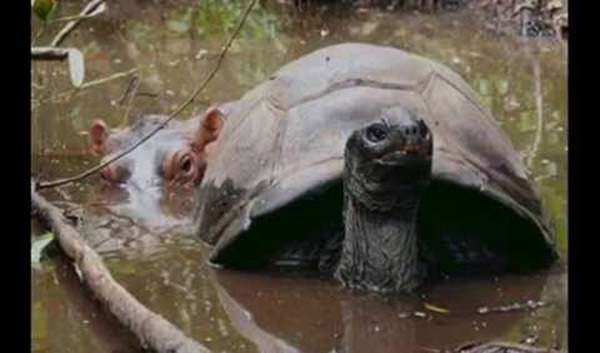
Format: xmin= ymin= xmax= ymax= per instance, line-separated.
xmin=402 ymin=124 xmax=420 ymax=137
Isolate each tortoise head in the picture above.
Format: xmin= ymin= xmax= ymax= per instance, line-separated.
xmin=336 ymin=107 xmax=433 ymax=293
xmin=344 ymin=106 xmax=433 ymax=211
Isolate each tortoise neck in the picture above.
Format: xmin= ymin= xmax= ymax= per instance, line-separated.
xmin=335 ymin=179 xmax=421 ymax=293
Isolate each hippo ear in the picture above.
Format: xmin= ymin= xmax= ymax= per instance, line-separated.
xmin=195 ymin=106 xmax=223 ymax=146
xmin=90 ymin=119 xmax=109 ymax=155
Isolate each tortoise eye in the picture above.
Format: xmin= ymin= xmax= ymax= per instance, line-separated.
xmin=366 ymin=124 xmax=388 ymax=143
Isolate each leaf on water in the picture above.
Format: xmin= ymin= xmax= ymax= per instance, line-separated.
xmin=33 ymin=0 xmax=59 ymax=21
xmin=66 ymin=48 xmax=85 ymax=88
xmin=423 ymin=302 xmax=450 ymax=314
xmin=31 ymin=233 xmax=55 ymax=270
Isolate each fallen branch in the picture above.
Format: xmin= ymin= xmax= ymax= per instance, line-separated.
xmin=50 ymin=0 xmax=105 ymax=47
xmin=36 ymin=0 xmax=258 ymax=190
xmin=31 ymin=183 xmax=211 ymax=353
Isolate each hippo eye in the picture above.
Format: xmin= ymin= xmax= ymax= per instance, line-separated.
xmin=179 ymin=155 xmax=193 ymax=174
xmin=167 ymin=151 xmax=197 ymax=185
xmin=366 ymin=124 xmax=388 ymax=143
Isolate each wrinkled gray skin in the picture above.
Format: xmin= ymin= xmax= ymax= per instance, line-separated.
xmin=336 ymin=107 xmax=433 ymax=292
xmin=194 ymin=43 xmax=558 ymax=293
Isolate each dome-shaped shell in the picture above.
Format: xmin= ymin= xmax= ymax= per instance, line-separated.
xmin=194 ymin=43 xmax=555 ymax=264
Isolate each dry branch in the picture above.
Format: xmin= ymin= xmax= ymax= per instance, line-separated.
xmin=50 ymin=0 xmax=105 ymax=47
xmin=32 ymin=68 xmax=139 ymax=106
xmin=31 ymin=183 xmax=211 ymax=353
xmin=36 ymin=0 xmax=258 ymax=190
xmin=32 ymin=47 xmax=69 ymax=60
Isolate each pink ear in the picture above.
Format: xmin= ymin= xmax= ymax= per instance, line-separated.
xmin=196 ymin=107 xmax=223 ymax=145
xmin=90 ymin=119 xmax=109 ymax=155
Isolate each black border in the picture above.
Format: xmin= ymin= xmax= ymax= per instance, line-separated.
xmin=567 ymin=0 xmax=586 ymax=352
xmin=13 ymin=0 xmax=32 ymax=352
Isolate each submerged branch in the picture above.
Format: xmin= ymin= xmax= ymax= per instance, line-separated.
xmin=453 ymin=341 xmax=561 ymax=353
xmin=36 ymin=0 xmax=258 ymax=190
xmin=31 ymin=184 xmax=211 ymax=353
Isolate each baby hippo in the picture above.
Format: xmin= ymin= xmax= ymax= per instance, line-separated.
xmin=90 ymin=107 xmax=224 ymax=189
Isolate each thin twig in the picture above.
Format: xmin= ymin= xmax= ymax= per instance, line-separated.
xmin=32 ymin=68 xmax=138 ymax=106
xmin=50 ymin=0 xmax=104 ymax=47
xmin=48 ymin=11 xmax=103 ymax=24
xmin=36 ymin=0 xmax=258 ymax=190
xmin=33 ymin=23 xmax=46 ymax=46
xmin=120 ymin=76 xmax=141 ymax=126
xmin=118 ymin=76 xmax=141 ymax=106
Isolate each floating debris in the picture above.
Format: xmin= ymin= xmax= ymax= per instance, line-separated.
xmin=424 ymin=302 xmax=450 ymax=314
xmin=414 ymin=311 xmax=427 ymax=318
xmin=477 ymin=300 xmax=550 ymax=314
xmin=397 ymin=312 xmax=411 ymax=319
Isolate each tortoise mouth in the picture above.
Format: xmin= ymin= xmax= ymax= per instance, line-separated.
xmin=376 ymin=141 xmax=432 ymax=166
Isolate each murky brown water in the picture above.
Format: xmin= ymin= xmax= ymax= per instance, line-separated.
xmin=32 ymin=1 xmax=567 ymax=352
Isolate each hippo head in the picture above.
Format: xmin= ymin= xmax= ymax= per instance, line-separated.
xmin=90 ymin=107 xmax=223 ymax=190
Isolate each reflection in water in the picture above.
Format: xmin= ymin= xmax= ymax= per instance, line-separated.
xmin=31 ymin=1 xmax=566 ymax=352
xmin=31 ymin=257 xmax=139 ymax=352
xmin=211 ymin=268 xmax=562 ymax=353
xmin=93 ymin=181 xmax=192 ymax=232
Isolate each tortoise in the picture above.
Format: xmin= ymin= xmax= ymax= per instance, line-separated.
xmin=193 ymin=43 xmax=557 ymax=293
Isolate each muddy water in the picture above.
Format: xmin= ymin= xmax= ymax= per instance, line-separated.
xmin=32 ymin=1 xmax=567 ymax=352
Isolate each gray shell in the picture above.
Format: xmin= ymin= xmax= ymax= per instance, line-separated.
xmin=194 ymin=43 xmax=555 ymax=262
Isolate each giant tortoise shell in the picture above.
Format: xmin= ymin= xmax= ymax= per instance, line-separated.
xmin=194 ymin=43 xmax=557 ymax=282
